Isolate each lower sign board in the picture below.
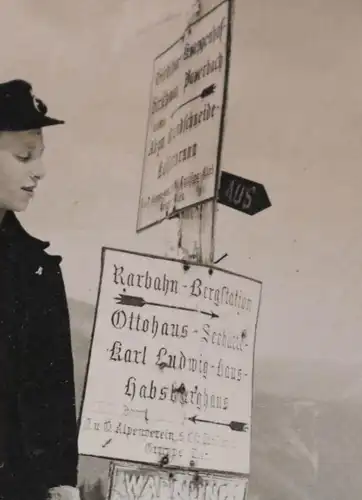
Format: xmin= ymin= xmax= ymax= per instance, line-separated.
xmin=78 ymin=247 xmax=262 ymax=475
xmin=107 ymin=463 xmax=248 ymax=500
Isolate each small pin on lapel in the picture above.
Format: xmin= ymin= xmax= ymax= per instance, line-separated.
xmin=35 ymin=266 xmax=43 ymax=275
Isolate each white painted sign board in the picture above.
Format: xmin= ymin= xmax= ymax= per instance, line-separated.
xmin=136 ymin=0 xmax=230 ymax=231
xmin=78 ymin=247 xmax=262 ymax=475
xmin=107 ymin=462 xmax=248 ymax=500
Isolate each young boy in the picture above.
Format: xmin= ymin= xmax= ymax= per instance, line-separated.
xmin=0 ymin=79 xmax=79 ymax=500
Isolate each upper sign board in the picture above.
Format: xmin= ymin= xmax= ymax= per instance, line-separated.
xmin=78 ymin=247 xmax=262 ymax=475
xmin=136 ymin=0 xmax=231 ymax=231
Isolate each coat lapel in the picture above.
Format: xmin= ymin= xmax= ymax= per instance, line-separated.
xmin=1 ymin=211 xmax=50 ymax=252
xmin=0 ymin=212 xmax=63 ymax=378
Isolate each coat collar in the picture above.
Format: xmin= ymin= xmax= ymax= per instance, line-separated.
xmin=0 ymin=211 xmax=50 ymax=252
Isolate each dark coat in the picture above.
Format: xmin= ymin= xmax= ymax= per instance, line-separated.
xmin=0 ymin=211 xmax=78 ymax=499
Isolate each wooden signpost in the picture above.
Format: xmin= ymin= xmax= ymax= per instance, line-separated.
xmin=78 ymin=1 xmax=270 ymax=499
xmin=135 ymin=0 xmax=232 ymax=265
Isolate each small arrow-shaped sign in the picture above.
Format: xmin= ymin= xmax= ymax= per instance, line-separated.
xmin=114 ymin=294 xmax=219 ymax=319
xmin=218 ymin=171 xmax=271 ymax=216
xmin=188 ymin=415 xmax=248 ymax=432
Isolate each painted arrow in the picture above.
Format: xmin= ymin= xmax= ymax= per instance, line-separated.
xmin=170 ymin=84 xmax=216 ymax=118
xmin=114 ymin=294 xmax=219 ymax=319
xmin=218 ymin=171 xmax=271 ymax=216
xmin=188 ymin=415 xmax=248 ymax=432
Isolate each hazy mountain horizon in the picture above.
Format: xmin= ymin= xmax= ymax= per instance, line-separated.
xmin=68 ymin=297 xmax=362 ymax=404
xmin=70 ymin=296 xmax=362 ymax=498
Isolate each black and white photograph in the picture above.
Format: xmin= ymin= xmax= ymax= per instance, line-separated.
xmin=0 ymin=1 xmax=361 ymax=499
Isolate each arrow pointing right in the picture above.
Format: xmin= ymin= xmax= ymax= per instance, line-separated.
xmin=218 ymin=171 xmax=271 ymax=216
xmin=114 ymin=294 xmax=219 ymax=319
xmin=170 ymin=84 xmax=216 ymax=118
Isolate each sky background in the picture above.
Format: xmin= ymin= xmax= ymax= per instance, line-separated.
xmin=2 ymin=0 xmax=362 ymax=363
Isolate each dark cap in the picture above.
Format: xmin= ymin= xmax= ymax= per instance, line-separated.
xmin=0 ymin=79 xmax=64 ymax=132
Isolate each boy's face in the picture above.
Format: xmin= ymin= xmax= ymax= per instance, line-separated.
xmin=0 ymin=129 xmax=45 ymax=212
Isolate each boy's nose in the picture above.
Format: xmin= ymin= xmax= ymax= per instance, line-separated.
xmin=30 ymin=159 xmax=46 ymax=180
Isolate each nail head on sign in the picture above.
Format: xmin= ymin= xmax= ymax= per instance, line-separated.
xmin=160 ymin=455 xmax=169 ymax=467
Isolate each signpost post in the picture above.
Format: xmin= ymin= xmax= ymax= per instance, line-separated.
xmin=78 ymin=2 xmax=268 ymax=499
xmin=136 ymin=0 xmax=232 ymax=265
